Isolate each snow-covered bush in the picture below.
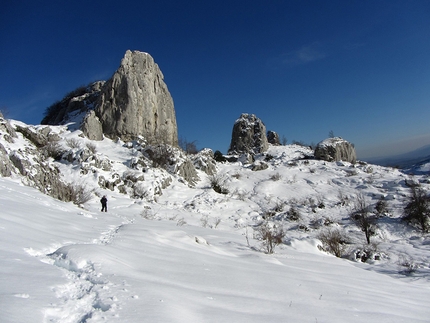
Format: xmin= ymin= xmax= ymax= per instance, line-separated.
xmin=65 ymin=138 xmax=81 ymax=149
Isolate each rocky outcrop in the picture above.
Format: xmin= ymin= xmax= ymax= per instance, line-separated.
xmin=315 ymin=137 xmax=356 ymax=164
xmin=0 ymin=143 xmax=14 ymax=176
xmin=0 ymin=115 xmax=75 ymax=201
xmin=267 ymin=130 xmax=280 ymax=145
xmin=41 ymin=81 xmax=105 ymax=127
xmin=96 ymin=50 xmax=178 ymax=145
xmin=14 ymin=125 xmax=61 ymax=147
xmin=41 ymin=51 xmax=178 ymax=146
xmin=228 ymin=113 xmax=269 ymax=155
xmin=191 ymin=149 xmax=217 ymax=175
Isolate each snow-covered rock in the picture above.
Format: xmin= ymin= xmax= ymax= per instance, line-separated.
xmin=315 ymin=136 xmax=357 ymax=163
xmin=228 ymin=113 xmax=269 ymax=155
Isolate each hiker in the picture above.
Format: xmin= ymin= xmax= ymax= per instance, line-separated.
xmin=100 ymin=195 xmax=108 ymax=212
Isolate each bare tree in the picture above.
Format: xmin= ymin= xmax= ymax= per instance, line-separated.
xmin=350 ymin=193 xmax=378 ymax=244
xmin=281 ymin=135 xmax=288 ymax=146
xmin=403 ymin=186 xmax=430 ymax=233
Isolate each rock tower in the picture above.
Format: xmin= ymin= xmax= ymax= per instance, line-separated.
xmin=228 ymin=113 xmax=269 ymax=155
xmin=96 ymin=50 xmax=178 ymax=145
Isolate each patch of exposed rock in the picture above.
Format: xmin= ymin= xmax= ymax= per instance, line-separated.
xmin=314 ymin=137 xmax=356 ymax=164
xmin=96 ymin=50 xmax=178 ymax=145
xmin=228 ymin=113 xmax=269 ymax=156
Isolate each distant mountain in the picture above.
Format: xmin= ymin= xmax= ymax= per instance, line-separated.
xmin=363 ymin=144 xmax=430 ymax=170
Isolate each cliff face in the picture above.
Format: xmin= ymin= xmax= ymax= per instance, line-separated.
xmin=96 ymin=50 xmax=178 ymax=146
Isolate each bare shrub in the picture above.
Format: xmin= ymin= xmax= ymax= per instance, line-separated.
xmin=185 ymin=141 xmax=198 ymax=155
xmin=64 ymin=183 xmax=93 ymax=205
xmin=86 ymin=142 xmax=97 ymax=154
xmin=177 ymin=217 xmax=187 ymax=226
xmin=317 ymin=195 xmax=325 ymax=209
xmin=209 ymin=174 xmax=229 ymax=194
xmin=273 ymin=201 xmax=285 ymax=213
xmin=214 ymin=150 xmax=227 ymax=162
xmin=232 ymin=188 xmax=247 ymax=201
xmin=345 ymin=169 xmax=358 ymax=177
xmin=337 ymin=190 xmax=349 ymax=206
xmin=287 ymin=206 xmax=301 ymax=221
xmin=141 ymin=207 xmax=155 ymax=220
xmin=145 ymin=144 xmax=173 ymax=169
xmin=317 ymin=228 xmax=349 ymax=257
xmin=262 ymin=209 xmax=276 ymax=219
xmin=201 ymin=215 xmax=209 ymax=227
xmin=214 ymin=217 xmax=221 ymax=228
xmin=65 ymin=138 xmax=81 ymax=149
xmin=270 ymin=172 xmax=281 ymax=181
xmin=255 ymin=221 xmax=285 ymax=254
xmin=41 ymin=141 xmax=64 ymax=160
xmin=179 ymin=137 xmax=198 ymax=154
xmin=323 ymin=216 xmax=336 ymax=226
xmin=398 ymin=255 xmax=418 ymax=275
xmin=374 ymin=196 xmax=389 ymax=216
xmin=231 ymin=173 xmax=241 ymax=179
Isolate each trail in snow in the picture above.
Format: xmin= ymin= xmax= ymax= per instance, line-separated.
xmin=37 ymin=212 xmax=134 ymax=323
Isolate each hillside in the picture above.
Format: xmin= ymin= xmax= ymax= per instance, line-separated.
xmin=1 ymin=118 xmax=430 ymax=322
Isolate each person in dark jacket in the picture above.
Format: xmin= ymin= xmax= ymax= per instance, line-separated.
xmin=100 ymin=195 xmax=108 ymax=212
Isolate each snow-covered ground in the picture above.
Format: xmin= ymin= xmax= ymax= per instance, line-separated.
xmin=1 ymin=125 xmax=430 ymax=322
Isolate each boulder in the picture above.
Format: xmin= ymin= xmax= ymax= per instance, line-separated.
xmin=314 ymin=137 xmax=356 ymax=164
xmin=228 ymin=113 xmax=269 ymax=155
xmin=81 ymin=111 xmax=103 ymax=141
xmin=96 ymin=50 xmax=178 ymax=146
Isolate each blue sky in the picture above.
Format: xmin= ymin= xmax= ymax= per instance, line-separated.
xmin=1 ymin=1 xmax=430 ymax=159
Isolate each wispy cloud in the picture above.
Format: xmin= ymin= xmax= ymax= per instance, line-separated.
xmin=269 ymin=42 xmax=327 ymax=69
